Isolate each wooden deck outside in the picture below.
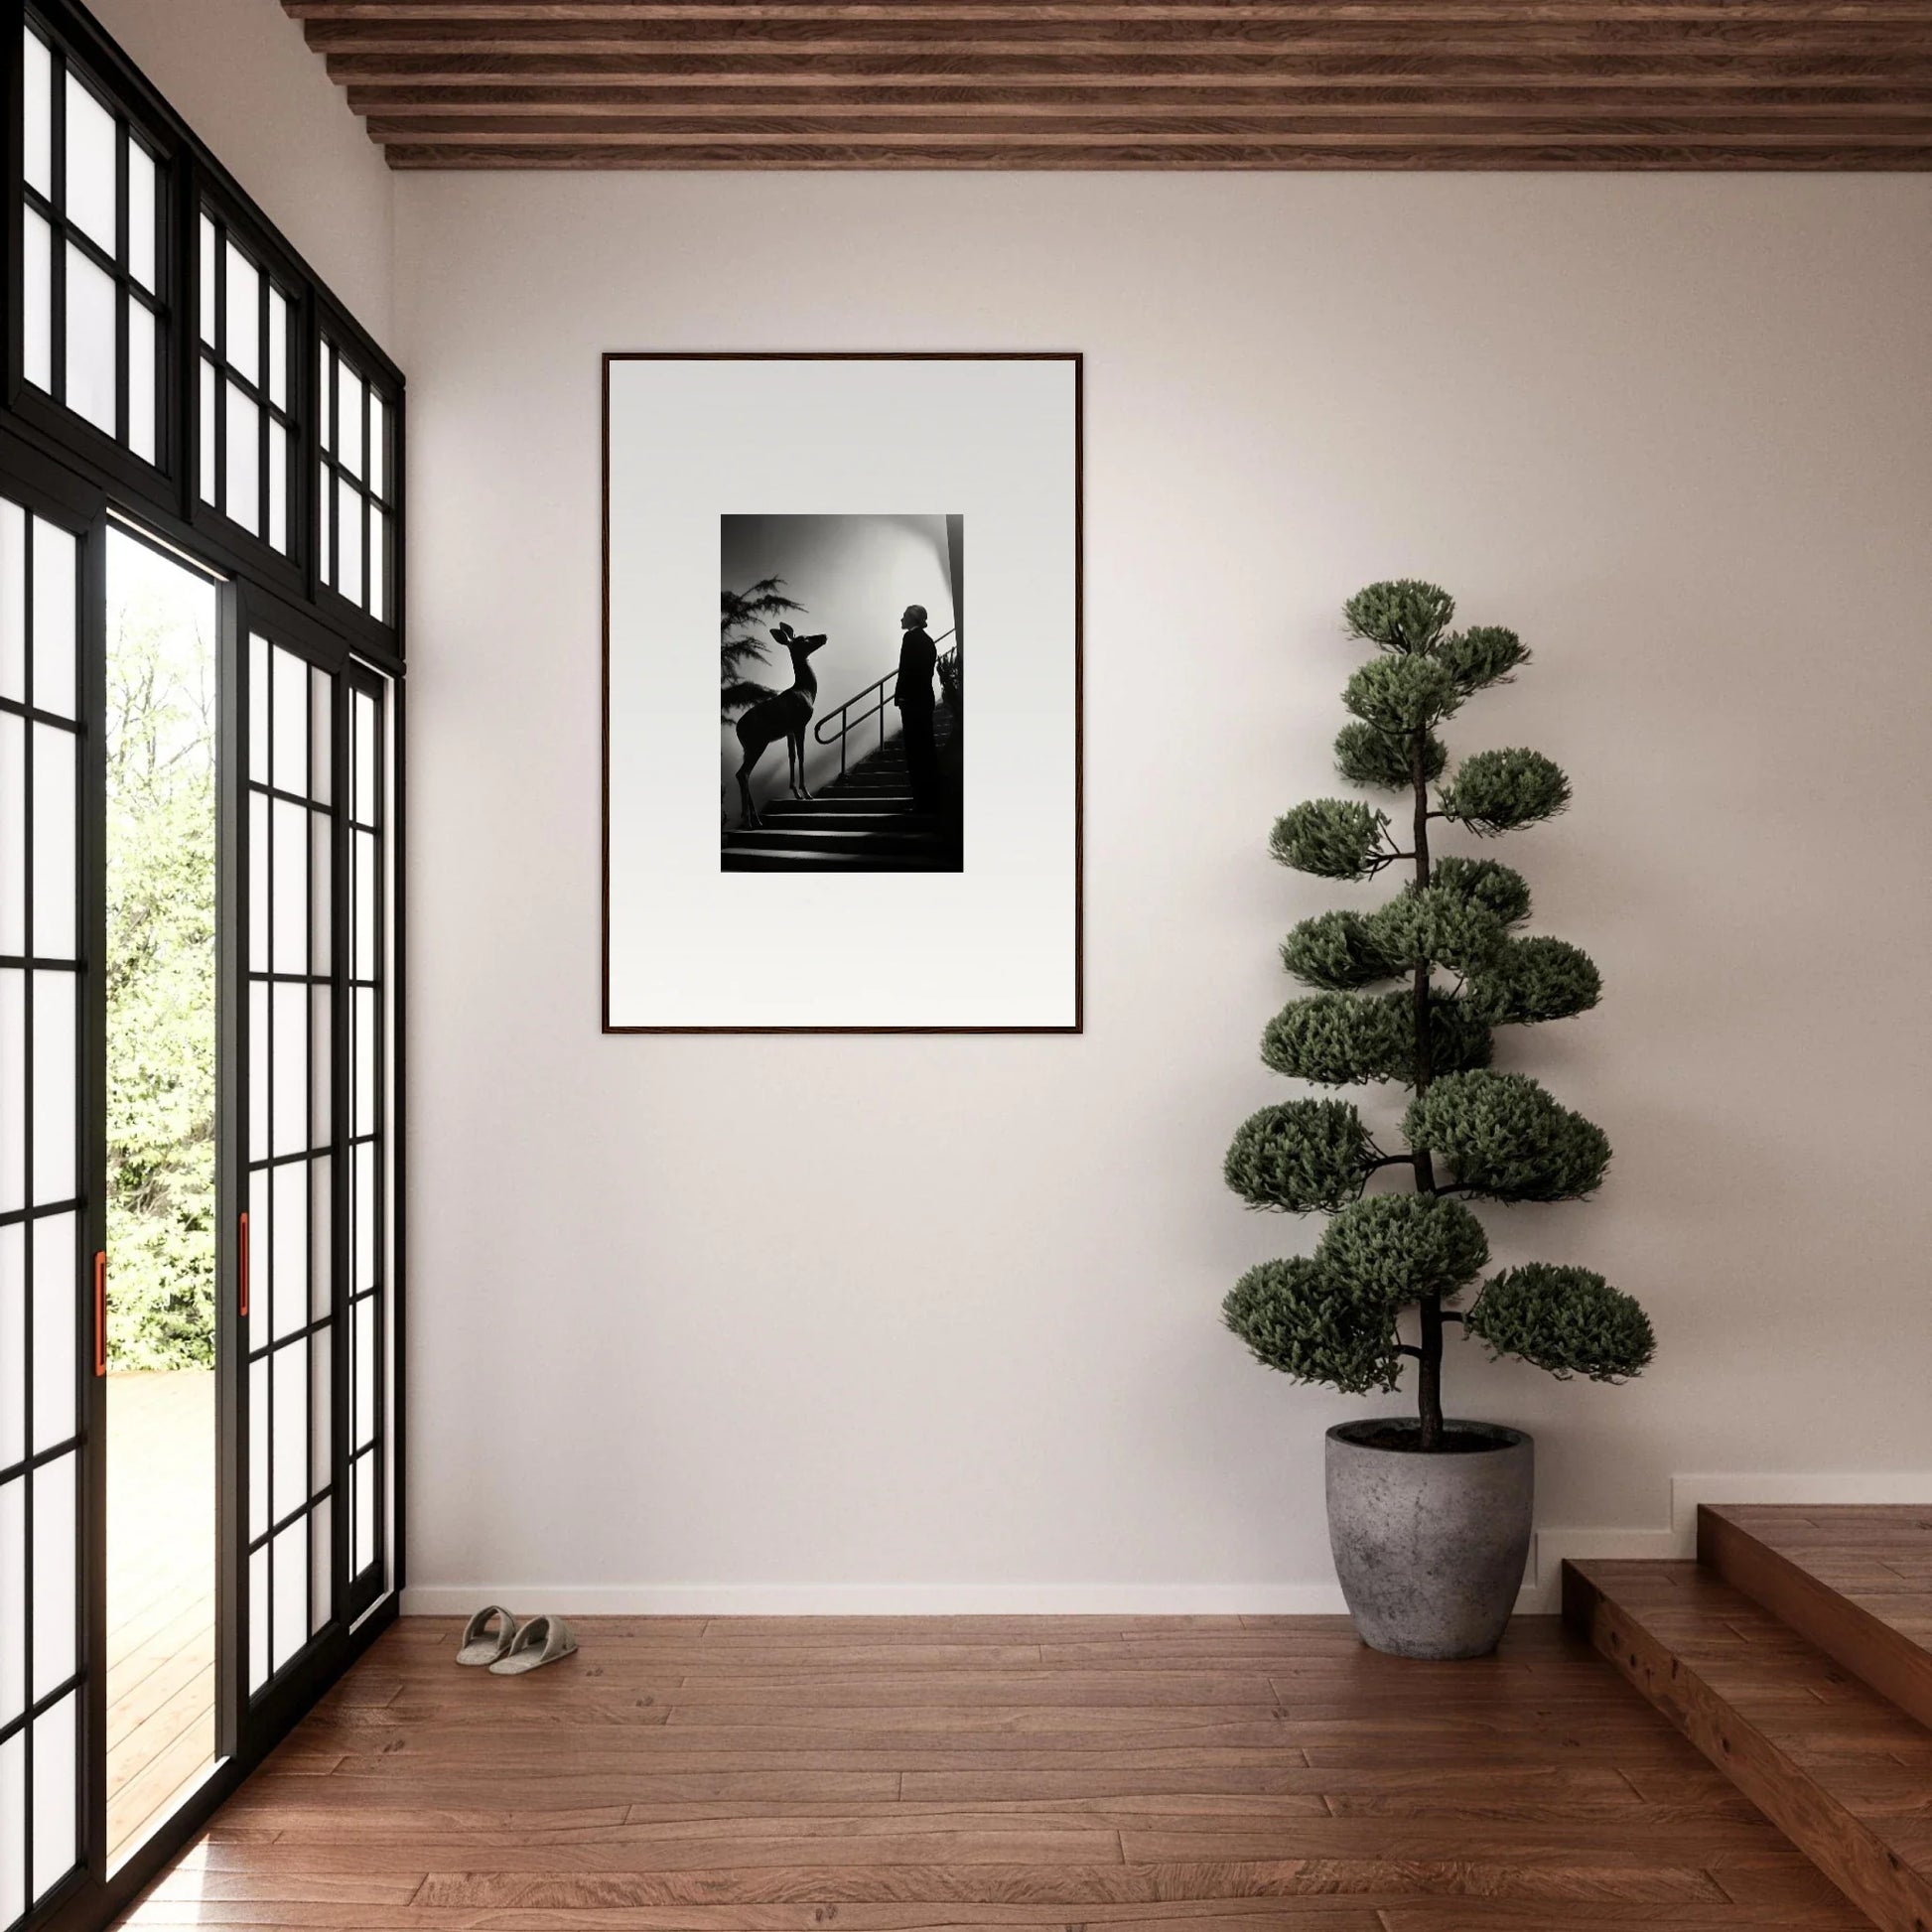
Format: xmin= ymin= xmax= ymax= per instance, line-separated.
xmin=106 ymin=1369 xmax=216 ymax=1866
xmin=110 ymin=1611 xmax=1863 ymax=1929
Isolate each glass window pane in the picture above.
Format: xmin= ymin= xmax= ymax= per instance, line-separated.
xmin=0 ymin=1476 xmax=21 ymax=1722
xmin=225 ymin=240 xmax=259 ymax=386
xmin=64 ymin=72 xmax=117 ymax=255
xmin=353 ymin=1297 xmax=374 ymax=1449
xmin=128 ymin=141 xmax=158 ymax=291
xmin=319 ymin=343 xmax=334 ymax=453
xmin=128 ymin=301 xmax=157 ymax=466
xmin=309 ymin=1494 xmax=331 ymax=1636
xmin=247 ymin=1354 xmax=268 ymax=1543
xmin=30 ymin=1212 xmax=75 ymax=1453
xmin=353 ymin=989 xmax=374 ymax=1141
xmin=248 ymin=632 xmax=270 ymax=785
xmin=0 ymin=716 xmax=22 ymax=958
xmin=318 ymin=461 xmax=333 ymax=588
xmin=31 ymin=725 xmax=76 ymax=961
xmin=268 ymin=419 xmax=288 ymax=554
xmin=247 ymin=980 xmax=267 ymax=1166
xmin=64 ymin=244 xmax=117 ymax=438
xmin=339 ymin=362 xmax=364 ymax=480
xmin=310 ymin=1158 xmax=332 ymax=1321
xmin=33 ymin=519 xmax=76 ymax=723
xmin=272 ymin=1517 xmax=307 ymax=1672
xmin=246 ymin=1169 xmax=268 ymax=1359
xmin=247 ymin=791 xmax=268 ymax=978
xmin=310 ymin=669 xmax=333 ymax=809
xmin=268 ymin=289 xmax=289 ymax=410
xmin=272 ymin=977 xmax=308 ymax=1154
xmin=370 ymin=508 xmax=387 ymax=625
xmin=0 ymin=1728 xmax=18 ymax=1928
xmin=354 ymin=694 xmax=376 ymax=826
xmin=272 ymin=1164 xmax=309 ymax=1342
xmin=353 ymin=1142 xmax=374 ymax=1295
xmin=310 ymin=814 xmax=333 ymax=981
xmin=30 ymin=1687 xmax=76 ymax=1902
xmin=273 ymin=647 xmax=309 ymax=797
xmin=31 ymin=1455 xmax=74 ymax=1697
xmin=199 ymin=213 xmax=218 ymax=348
xmin=353 ymin=1451 xmax=374 ymax=1574
xmin=22 ymin=31 xmax=51 ymax=199
xmin=31 ymin=970 xmax=74 ymax=1206
xmin=369 ymin=392 xmax=387 ymax=500
xmin=247 ymin=1541 xmax=268 ymax=1692
xmin=22 ymin=214 xmax=52 ymax=394
xmin=353 ymin=839 xmax=375 ymax=986
xmin=0 ymin=503 xmax=24 ymax=706
xmin=200 ymin=361 xmax=217 ymax=507
xmin=272 ymin=1343 xmax=307 ymax=1520
xmin=225 ymin=384 xmax=260 ymax=537
xmin=0 ymin=972 xmax=18 ymax=1218
xmin=337 ymin=479 xmax=362 ymax=610
xmin=272 ymin=800 xmax=309 ymax=981
xmin=0 ymin=1234 xmax=21 ymax=1469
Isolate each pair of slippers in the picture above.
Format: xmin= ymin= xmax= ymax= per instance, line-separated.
xmin=456 ymin=1605 xmax=578 ymax=1675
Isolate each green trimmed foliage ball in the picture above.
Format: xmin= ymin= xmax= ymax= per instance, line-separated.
xmin=1270 ymin=799 xmax=1388 ymax=880
xmin=1440 ymin=748 xmax=1572 ymax=835
xmin=1343 ymin=580 xmax=1455 ymax=655
xmin=1429 ymin=855 xmax=1532 ymax=929
xmin=1344 ymin=656 xmax=1464 ymax=737
xmin=1280 ymin=910 xmax=1397 ymax=991
xmin=1403 ymin=1070 xmax=1609 ymax=1202
xmin=1469 ymin=1265 xmax=1654 ymax=1381
xmin=1468 ymin=936 xmax=1601 ymax=1027
xmin=1225 ymin=1100 xmax=1378 ymax=1213
xmin=1316 ymin=1193 xmax=1490 ymax=1308
xmin=1262 ymin=991 xmax=1491 ymax=1087
xmin=1437 ymin=625 xmax=1529 ymax=693
xmin=1369 ymin=885 xmax=1506 ymax=977
xmin=1335 ymin=721 xmax=1447 ymax=792
xmin=1224 ymin=1257 xmax=1401 ymax=1395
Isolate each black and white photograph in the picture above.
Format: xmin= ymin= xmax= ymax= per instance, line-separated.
xmin=721 ymin=513 xmax=965 ymax=875
xmin=604 ymin=352 xmax=1080 ymax=1033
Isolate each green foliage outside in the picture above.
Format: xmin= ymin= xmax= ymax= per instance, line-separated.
xmin=1224 ymin=581 xmax=1653 ymax=1448
xmin=105 ymin=570 xmax=216 ymax=1370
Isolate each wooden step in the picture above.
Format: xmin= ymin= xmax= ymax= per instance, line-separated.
xmin=1700 ymin=1505 xmax=1932 ymax=1733
xmin=721 ymin=849 xmax=960 ymax=872
xmin=1565 ymin=1557 xmax=1932 ymax=1932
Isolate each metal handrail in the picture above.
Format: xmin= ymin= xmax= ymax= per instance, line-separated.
xmin=813 ymin=629 xmax=957 ymax=778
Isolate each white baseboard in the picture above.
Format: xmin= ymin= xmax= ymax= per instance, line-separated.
xmin=400 ymin=1471 xmax=1932 ymax=1620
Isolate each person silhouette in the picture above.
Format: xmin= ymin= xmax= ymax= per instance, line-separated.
xmin=894 ymin=603 xmax=940 ymax=813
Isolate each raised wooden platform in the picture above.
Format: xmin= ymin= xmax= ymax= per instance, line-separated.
xmin=1568 ymin=1503 xmax=1932 ymax=1932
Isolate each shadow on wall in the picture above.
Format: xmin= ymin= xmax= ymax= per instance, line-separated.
xmin=721 ymin=513 xmax=955 ymax=815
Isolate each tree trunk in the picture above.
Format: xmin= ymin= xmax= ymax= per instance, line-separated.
xmin=1410 ymin=728 xmax=1444 ymax=1451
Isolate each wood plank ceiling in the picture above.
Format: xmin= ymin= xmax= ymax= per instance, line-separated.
xmin=282 ymin=2 xmax=1932 ymax=170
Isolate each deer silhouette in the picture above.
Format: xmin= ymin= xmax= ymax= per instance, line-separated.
xmin=734 ymin=621 xmax=828 ymax=829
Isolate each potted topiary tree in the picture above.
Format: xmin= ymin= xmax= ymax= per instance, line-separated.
xmin=1223 ymin=581 xmax=1654 ymax=1660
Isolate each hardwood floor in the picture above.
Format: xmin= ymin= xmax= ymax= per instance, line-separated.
xmin=112 ymin=1612 xmax=1864 ymax=1929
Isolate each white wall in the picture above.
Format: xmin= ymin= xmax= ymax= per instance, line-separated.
xmin=83 ymin=0 xmax=394 ymax=350
xmin=394 ymin=172 xmax=1932 ymax=1610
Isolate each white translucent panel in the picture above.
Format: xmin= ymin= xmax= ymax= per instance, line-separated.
xmin=246 ymin=1167 xmax=268 ymax=1358
xmin=0 ymin=971 xmax=21 ymax=1216
xmin=310 ymin=670 xmax=334 ymax=808
xmin=30 ymin=1211 xmax=75 ymax=1453
xmin=248 ymin=632 xmax=270 ymax=784
xmin=247 ymin=981 xmax=267 ymax=1166
xmin=248 ymin=1542 xmax=268 ymax=1692
xmin=353 ymin=987 xmax=375 ymax=1140
xmin=272 ymin=1517 xmax=307 ymax=1672
xmin=22 ymin=30 xmax=51 ymax=198
xmin=339 ymin=362 xmax=364 ymax=480
xmin=0 ymin=1729 xmax=21 ymax=1928
xmin=225 ymin=384 xmax=260 ymax=537
xmin=353 ymin=1450 xmax=374 ymax=1575
xmin=273 ymin=646 xmax=309 ymax=797
xmin=225 ymin=241 xmax=259 ymax=385
xmin=0 ymin=1230 xmax=22 ymax=1468
xmin=337 ymin=479 xmax=362 ymax=610
xmin=271 ymin=1158 xmax=307 ymax=1340
xmin=31 ymin=519 xmax=76 ymax=723
xmin=0 ymin=714 xmax=22 ymax=956
xmin=310 ymin=813 xmax=333 ymax=979
xmin=247 ymin=1355 xmax=268 ymax=1543
xmin=199 ymin=361 xmax=217 ymax=507
xmin=310 ymin=995 xmax=333 ymax=1149
xmin=273 ymin=1341 xmax=307 ymax=1522
xmin=128 ymin=141 xmax=157 ymax=291
xmin=319 ymin=344 xmax=334 ymax=453
xmin=272 ymin=978 xmax=308 ymax=1157
xmin=247 ymin=791 xmax=268 ymax=975
xmin=353 ymin=834 xmax=376 ymax=982
xmin=272 ymin=798 xmax=309 ymax=982
xmin=30 ymin=1688 xmax=76 ymax=1903
xmin=353 ymin=1142 xmax=375 ymax=1296
xmin=310 ymin=1157 xmax=333 ymax=1322
xmin=310 ymin=1493 xmax=332 ymax=1635
xmin=22 ymin=214 xmax=52 ymax=394
xmin=30 ymin=970 xmax=74 ymax=1206
xmin=370 ymin=508 xmax=387 ymax=625
xmin=317 ymin=461 xmax=333 ymax=587
xmin=200 ymin=215 xmax=218 ymax=345
xmin=370 ymin=392 xmax=387 ymax=500
xmin=268 ymin=289 xmax=289 ymax=410
xmin=127 ymin=300 xmax=157 ymax=465
xmin=64 ymin=245 xmax=116 ymax=439
xmin=0 ymin=1478 xmax=20 ymax=1724
xmin=0 ymin=501 xmax=24 ymax=704
xmin=30 ymin=1454 xmax=74 ymax=1697
xmin=353 ymin=695 xmax=377 ymax=827
xmin=64 ymin=73 xmax=117 ymax=255
xmin=31 ymin=726 xmax=76 ymax=961
xmin=352 ymin=1296 xmax=374 ymax=1450
xmin=268 ymin=420 xmax=288 ymax=554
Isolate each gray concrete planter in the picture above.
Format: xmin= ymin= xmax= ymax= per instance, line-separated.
xmin=1324 ymin=1419 xmax=1534 ymax=1660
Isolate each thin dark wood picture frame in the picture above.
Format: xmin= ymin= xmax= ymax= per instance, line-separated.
xmin=601 ymin=348 xmax=1083 ymax=1036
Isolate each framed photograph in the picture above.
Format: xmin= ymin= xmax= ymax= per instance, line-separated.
xmin=603 ymin=352 xmax=1082 ymax=1033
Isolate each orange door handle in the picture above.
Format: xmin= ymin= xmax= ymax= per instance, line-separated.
xmin=238 ymin=1211 xmax=250 ymax=1319
xmin=93 ymin=1252 xmax=106 ymax=1377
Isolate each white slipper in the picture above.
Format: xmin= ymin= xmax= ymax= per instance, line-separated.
xmin=455 ymin=1604 xmax=518 ymax=1667
xmin=487 ymin=1613 xmax=578 ymax=1676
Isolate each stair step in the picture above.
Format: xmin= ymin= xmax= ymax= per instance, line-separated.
xmin=722 ymin=850 xmax=960 ymax=872
xmin=1565 ymin=1557 xmax=1932 ymax=1932
xmin=759 ymin=810 xmax=942 ymax=834
xmin=1701 ymin=1504 xmax=1932 ymax=1731
xmin=727 ymin=826 xmax=944 ymax=858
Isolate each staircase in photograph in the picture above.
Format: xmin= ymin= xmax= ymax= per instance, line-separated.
xmin=723 ymin=699 xmax=959 ymax=873
xmin=1566 ymin=1505 xmax=1932 ymax=1932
